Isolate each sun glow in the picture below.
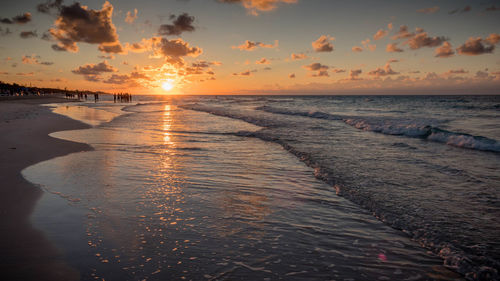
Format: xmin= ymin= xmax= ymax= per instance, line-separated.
xmin=162 ymin=81 xmax=175 ymax=91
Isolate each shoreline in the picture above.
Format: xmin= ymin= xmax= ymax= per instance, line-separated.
xmin=0 ymin=97 xmax=92 ymax=281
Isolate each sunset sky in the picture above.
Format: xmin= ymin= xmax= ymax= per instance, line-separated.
xmin=1 ymin=0 xmax=499 ymax=95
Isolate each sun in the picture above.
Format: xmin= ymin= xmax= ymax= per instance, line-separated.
xmin=162 ymin=81 xmax=175 ymax=91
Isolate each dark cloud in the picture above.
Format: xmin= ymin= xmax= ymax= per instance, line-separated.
xmin=20 ymin=31 xmax=37 ymax=39
xmin=368 ymin=63 xmax=399 ymax=77
xmin=72 ymin=61 xmax=117 ymax=75
xmin=331 ymin=68 xmax=346 ymax=73
xmin=391 ymin=25 xmax=414 ymax=40
xmin=348 ymin=69 xmax=362 ymax=80
xmin=233 ymin=70 xmax=253 ymax=76
xmin=37 ymin=0 xmax=63 ymax=14
xmin=232 ymin=40 xmax=278 ymax=51
xmin=303 ymin=62 xmax=329 ymax=77
xmin=291 ymin=53 xmax=307 ymax=60
xmin=0 ymin=13 xmax=32 ymax=24
xmin=22 ymin=55 xmax=53 ymax=65
xmin=449 ymin=5 xmax=471 ymax=14
xmin=191 ymin=60 xmax=221 ymax=68
xmin=103 ymin=74 xmax=129 ymax=84
xmin=312 ymin=35 xmax=334 ymax=52
xmin=435 ymin=42 xmax=454 ymax=58
xmin=256 ymin=57 xmax=270 ymax=64
xmin=49 ymin=2 xmax=123 ymax=53
xmin=444 ymin=69 xmax=468 ymax=75
xmin=158 ymin=13 xmax=195 ymax=36
xmin=289 ymin=73 xmax=295 ymax=78
xmin=0 ymin=27 xmax=12 ymax=36
xmin=456 ymin=37 xmax=495 ymax=56
xmin=405 ymin=32 xmax=446 ymax=49
xmin=151 ymin=37 xmax=202 ymax=61
xmin=485 ymin=5 xmax=499 ymax=12
xmin=386 ymin=43 xmax=403 ymax=53
xmin=417 ymin=6 xmax=439 ymax=14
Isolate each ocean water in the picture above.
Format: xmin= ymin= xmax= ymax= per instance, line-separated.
xmin=23 ymin=95 xmax=499 ymax=280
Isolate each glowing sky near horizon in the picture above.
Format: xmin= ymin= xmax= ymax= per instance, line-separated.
xmin=0 ymin=0 xmax=499 ymax=95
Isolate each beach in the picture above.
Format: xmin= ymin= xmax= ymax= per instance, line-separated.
xmin=0 ymin=97 xmax=91 ymax=281
xmin=1 ymin=95 xmax=498 ymax=280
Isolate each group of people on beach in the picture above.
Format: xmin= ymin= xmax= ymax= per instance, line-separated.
xmin=113 ymin=93 xmax=132 ymax=103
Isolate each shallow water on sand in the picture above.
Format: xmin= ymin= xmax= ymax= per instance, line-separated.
xmin=22 ymin=100 xmax=461 ymax=280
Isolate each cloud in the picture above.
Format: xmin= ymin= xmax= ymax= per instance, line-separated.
xmin=233 ymin=70 xmax=253 ymax=76
xmin=125 ymin=9 xmax=138 ymax=24
xmin=303 ymin=62 xmax=329 ymax=77
xmin=16 ymin=72 xmax=35 ymax=76
xmin=404 ymin=32 xmax=446 ymax=49
xmin=22 ymin=55 xmax=53 ymax=65
xmin=218 ymin=0 xmax=297 ymax=15
xmin=72 ymin=61 xmax=117 ymax=76
xmin=233 ymin=40 xmax=278 ymax=51
xmin=348 ymin=69 xmax=362 ymax=80
xmin=0 ymin=13 xmax=32 ymax=24
xmin=362 ymin=38 xmax=376 ymax=51
xmin=449 ymin=6 xmax=471 ymax=14
xmin=368 ymin=63 xmax=399 ymax=77
xmin=158 ymin=13 xmax=195 ymax=36
xmin=443 ymin=69 xmax=468 ymax=76
xmin=352 ymin=46 xmax=363 ymax=52
xmin=331 ymin=68 xmax=346 ymax=73
xmin=256 ymin=57 xmax=270 ymax=64
xmin=386 ymin=43 xmax=403 ymax=52
xmin=456 ymin=37 xmax=495 ymax=56
xmin=98 ymin=42 xmax=125 ymax=54
xmin=373 ymin=29 xmax=388 ymax=40
xmin=103 ymin=74 xmax=129 ymax=84
xmin=417 ymin=6 xmax=439 ymax=14
xmin=289 ymin=73 xmax=295 ymax=78
xmin=485 ymin=6 xmax=499 ymax=12
xmin=191 ymin=60 xmax=221 ymax=68
xmin=49 ymin=1 xmax=123 ymax=53
xmin=435 ymin=42 xmax=454 ymax=58
xmin=37 ymin=0 xmax=63 ymax=14
xmin=484 ymin=33 xmax=500 ymax=45
xmin=391 ymin=25 xmax=414 ymax=40
xmin=291 ymin=53 xmax=307 ymax=60
xmin=150 ymin=37 xmax=203 ymax=62
xmin=0 ymin=27 xmax=12 ymax=36
xmin=312 ymin=35 xmax=334 ymax=52
xmin=20 ymin=31 xmax=37 ymax=39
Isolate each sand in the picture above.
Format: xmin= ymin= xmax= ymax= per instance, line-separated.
xmin=0 ymin=97 xmax=91 ymax=281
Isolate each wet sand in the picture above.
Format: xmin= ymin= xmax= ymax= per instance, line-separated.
xmin=0 ymin=97 xmax=91 ymax=281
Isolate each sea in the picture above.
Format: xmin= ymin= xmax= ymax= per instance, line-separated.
xmin=22 ymin=95 xmax=499 ymax=280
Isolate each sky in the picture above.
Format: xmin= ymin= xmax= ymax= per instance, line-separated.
xmin=0 ymin=0 xmax=499 ymax=95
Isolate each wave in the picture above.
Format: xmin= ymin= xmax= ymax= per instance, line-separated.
xmin=256 ymin=105 xmax=500 ymax=153
xmin=182 ymin=103 xmax=500 ymax=279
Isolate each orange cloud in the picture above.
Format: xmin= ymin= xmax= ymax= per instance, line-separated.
xmin=291 ymin=53 xmax=307 ymax=60
xmin=373 ymin=29 xmax=388 ymax=40
xmin=435 ymin=42 xmax=454 ymax=58
xmin=218 ymin=0 xmax=297 ymax=15
xmin=312 ymin=35 xmax=334 ymax=52
xmin=352 ymin=46 xmax=363 ymax=52
xmin=256 ymin=58 xmax=270 ymax=64
xmin=125 ymin=9 xmax=138 ymax=24
xmin=233 ymin=40 xmax=278 ymax=51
